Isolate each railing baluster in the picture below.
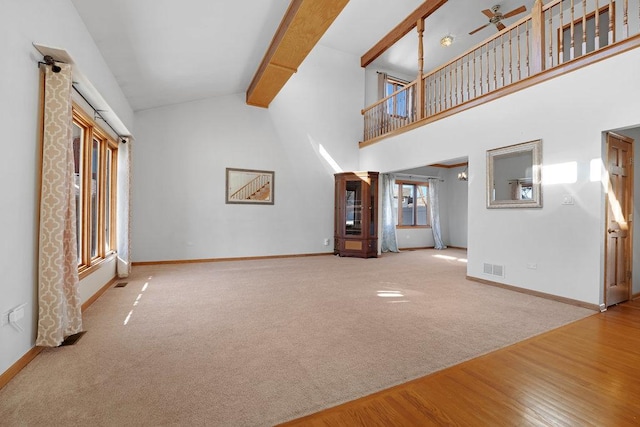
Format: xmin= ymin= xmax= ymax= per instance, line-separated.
xmin=582 ymin=0 xmax=587 ymax=56
xmin=453 ymin=61 xmax=458 ymax=106
xmin=548 ymin=7 xmax=562 ymax=68
xmin=559 ymin=3 xmax=564 ymax=64
xmin=609 ymin=0 xmax=614 ymax=44
xmin=526 ymin=22 xmax=530 ymax=76
xmin=473 ymin=50 xmax=477 ymax=98
xmin=460 ymin=59 xmax=464 ymax=103
xmin=448 ymin=65 xmax=453 ymax=108
xmin=595 ymin=0 xmax=600 ymax=50
xmin=508 ymin=30 xmax=513 ymax=84
xmin=466 ymin=55 xmax=470 ymax=102
xmin=624 ymin=0 xmax=629 ymax=38
xmin=437 ymin=70 xmax=442 ymax=112
xmin=479 ymin=46 xmax=483 ymax=95
xmin=432 ymin=74 xmax=436 ymax=115
xmin=500 ymin=35 xmax=504 ymax=87
xmin=493 ymin=39 xmax=498 ymax=90
xmin=570 ymin=0 xmax=575 ymax=60
xmin=518 ymin=24 xmax=522 ymax=79
xmin=485 ymin=44 xmax=489 ymax=92
xmin=427 ymin=75 xmax=431 ymax=117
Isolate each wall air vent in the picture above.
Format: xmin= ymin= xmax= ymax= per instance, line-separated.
xmin=483 ymin=263 xmax=505 ymax=278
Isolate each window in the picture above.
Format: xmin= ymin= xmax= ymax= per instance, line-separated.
xmin=559 ymin=4 xmax=613 ymax=63
xmin=393 ymin=180 xmax=429 ymax=227
xmin=385 ymin=76 xmax=411 ymax=118
xmin=72 ymin=105 xmax=118 ymax=275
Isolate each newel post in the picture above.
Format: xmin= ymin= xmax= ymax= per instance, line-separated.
xmin=416 ymin=18 xmax=425 ymax=120
xmin=531 ymin=0 xmax=546 ymax=73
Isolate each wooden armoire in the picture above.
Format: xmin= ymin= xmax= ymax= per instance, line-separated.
xmin=334 ymin=171 xmax=378 ymax=258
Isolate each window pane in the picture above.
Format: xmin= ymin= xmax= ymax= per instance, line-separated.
xmin=416 ymin=185 xmax=428 ymax=226
xmin=105 ymin=148 xmax=112 ymax=252
xmin=345 ymin=181 xmax=362 ymax=235
xmin=401 ymin=184 xmax=414 ymax=226
xmin=90 ymin=138 xmax=100 ymax=258
xmin=72 ymin=123 xmax=83 ymax=265
xmin=396 ymin=91 xmax=406 ymax=116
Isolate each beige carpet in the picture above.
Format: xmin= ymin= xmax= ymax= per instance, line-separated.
xmin=0 ymin=249 xmax=594 ymax=426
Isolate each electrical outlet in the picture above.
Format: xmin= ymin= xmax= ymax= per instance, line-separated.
xmin=527 ymin=263 xmax=538 ymax=270
xmin=323 ymin=238 xmax=330 ymax=246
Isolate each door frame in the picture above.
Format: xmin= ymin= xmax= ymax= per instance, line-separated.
xmin=603 ymin=131 xmax=634 ymax=307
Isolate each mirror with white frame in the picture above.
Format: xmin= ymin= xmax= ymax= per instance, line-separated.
xmin=487 ymin=140 xmax=542 ymax=208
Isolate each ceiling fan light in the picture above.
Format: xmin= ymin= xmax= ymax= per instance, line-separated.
xmin=440 ymin=35 xmax=454 ymax=47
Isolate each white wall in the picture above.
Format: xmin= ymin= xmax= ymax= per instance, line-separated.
xmin=132 ymin=45 xmax=362 ymax=261
xmin=0 ymin=0 xmax=133 ymax=376
xmin=360 ymin=47 xmax=640 ymax=306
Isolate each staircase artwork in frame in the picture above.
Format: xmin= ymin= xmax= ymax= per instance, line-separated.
xmin=226 ymin=168 xmax=274 ymax=205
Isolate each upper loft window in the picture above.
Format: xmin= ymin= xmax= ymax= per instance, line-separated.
xmin=383 ymin=75 xmax=412 ymax=118
xmin=560 ymin=4 xmax=613 ymax=62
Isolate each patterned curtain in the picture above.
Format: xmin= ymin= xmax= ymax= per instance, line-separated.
xmin=37 ymin=63 xmax=83 ymax=347
xmin=380 ymin=174 xmax=399 ymax=252
xmin=427 ymin=178 xmax=447 ymax=250
xmin=117 ymin=139 xmax=131 ymax=278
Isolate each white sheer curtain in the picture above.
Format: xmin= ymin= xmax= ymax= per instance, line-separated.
xmin=37 ymin=62 xmax=83 ymax=347
xmin=427 ymin=178 xmax=447 ymax=250
xmin=117 ymin=138 xmax=131 ymax=278
xmin=380 ymin=174 xmax=399 ymax=252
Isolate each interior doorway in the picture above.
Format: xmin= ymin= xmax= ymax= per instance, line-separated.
xmin=604 ymin=132 xmax=634 ymax=307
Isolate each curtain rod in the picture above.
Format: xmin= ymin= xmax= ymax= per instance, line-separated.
xmin=393 ymin=173 xmax=444 ymax=182
xmin=38 ymin=57 xmax=127 ymax=144
xmin=71 ymin=83 xmax=127 ymax=143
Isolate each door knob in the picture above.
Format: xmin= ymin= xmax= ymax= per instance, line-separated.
xmin=608 ymin=228 xmax=617 ymax=233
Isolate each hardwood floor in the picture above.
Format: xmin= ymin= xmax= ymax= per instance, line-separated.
xmin=279 ymin=301 xmax=640 ymax=426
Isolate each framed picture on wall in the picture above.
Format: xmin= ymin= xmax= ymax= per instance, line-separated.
xmin=225 ymin=168 xmax=274 ymax=205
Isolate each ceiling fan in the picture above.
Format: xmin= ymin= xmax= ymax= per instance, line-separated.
xmin=468 ymin=4 xmax=527 ymax=35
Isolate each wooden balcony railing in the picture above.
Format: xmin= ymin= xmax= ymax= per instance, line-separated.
xmin=362 ymin=0 xmax=640 ymax=146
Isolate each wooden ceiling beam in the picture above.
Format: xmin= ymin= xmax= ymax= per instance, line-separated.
xmin=360 ymin=0 xmax=448 ymax=68
xmin=246 ymin=0 xmax=349 ymax=108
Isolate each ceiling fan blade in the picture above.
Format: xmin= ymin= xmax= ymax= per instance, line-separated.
xmin=502 ymin=5 xmax=527 ymax=19
xmin=469 ymin=22 xmax=491 ymax=35
xmin=481 ymin=8 xmax=494 ymax=18
xmin=496 ymin=22 xmax=506 ymax=31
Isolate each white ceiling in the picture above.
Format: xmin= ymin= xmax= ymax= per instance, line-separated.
xmin=70 ymin=0 xmax=533 ymax=112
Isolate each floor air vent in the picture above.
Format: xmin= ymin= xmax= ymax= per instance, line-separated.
xmin=115 ymin=282 xmax=128 ymax=288
xmin=60 ymin=331 xmax=86 ymax=346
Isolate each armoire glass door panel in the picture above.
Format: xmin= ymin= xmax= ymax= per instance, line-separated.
xmin=345 ymin=180 xmax=362 ymax=235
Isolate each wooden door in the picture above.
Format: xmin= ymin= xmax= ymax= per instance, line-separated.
xmin=605 ymin=132 xmax=634 ymax=307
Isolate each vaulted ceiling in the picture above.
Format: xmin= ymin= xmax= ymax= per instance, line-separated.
xmin=70 ymin=0 xmax=533 ymax=111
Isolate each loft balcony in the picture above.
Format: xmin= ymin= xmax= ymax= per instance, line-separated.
xmin=361 ymin=0 xmax=640 ymax=147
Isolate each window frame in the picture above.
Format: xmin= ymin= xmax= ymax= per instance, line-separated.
xmin=557 ymin=3 xmax=614 ymax=63
xmin=394 ymin=179 xmax=430 ymax=229
xmin=72 ymin=103 xmax=118 ymax=278
xmin=385 ymin=76 xmax=412 ymax=119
